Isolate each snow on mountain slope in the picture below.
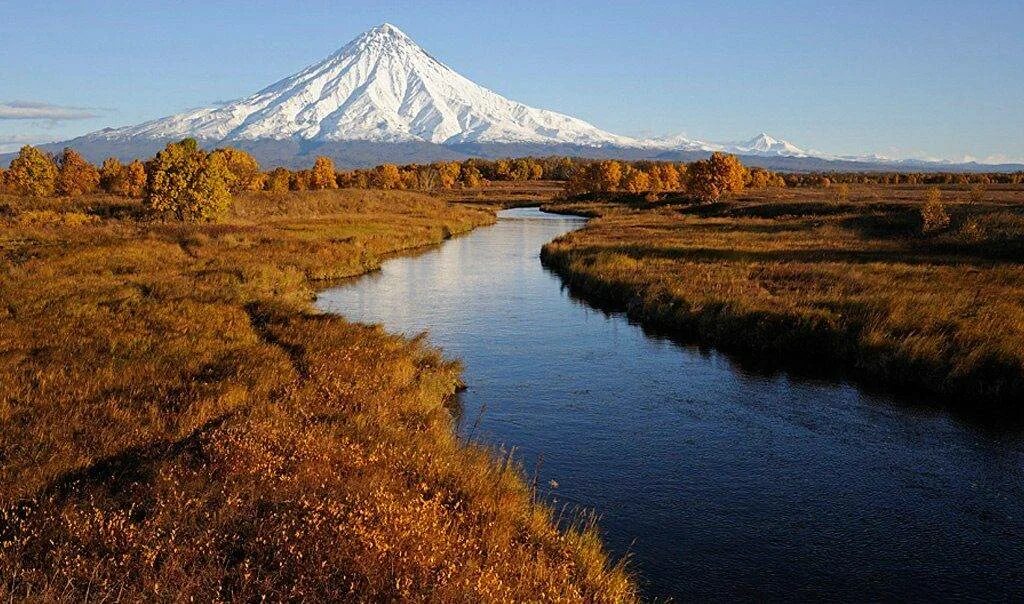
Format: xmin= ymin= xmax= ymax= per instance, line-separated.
xmin=727 ymin=133 xmax=807 ymax=157
xmin=641 ymin=131 xmax=807 ymax=157
xmin=96 ymin=24 xmax=635 ymax=147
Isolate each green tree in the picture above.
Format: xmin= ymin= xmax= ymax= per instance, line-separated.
xmin=144 ymin=139 xmax=231 ymax=222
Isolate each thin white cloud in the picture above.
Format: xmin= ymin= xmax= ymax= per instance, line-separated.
xmin=0 ymin=134 xmax=57 ymax=153
xmin=0 ymin=100 xmax=102 ymax=121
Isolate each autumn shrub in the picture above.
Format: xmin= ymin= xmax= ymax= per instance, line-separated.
xmin=968 ymin=184 xmax=986 ymax=204
xmin=920 ymin=187 xmax=950 ymax=234
xmin=370 ymin=163 xmax=402 ymax=189
xmin=832 ymin=183 xmax=850 ymax=204
xmin=145 ymin=138 xmax=232 ymax=221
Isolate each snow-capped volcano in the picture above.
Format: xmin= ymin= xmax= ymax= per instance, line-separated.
xmin=729 ymin=133 xmax=806 ymax=157
xmin=640 ymin=131 xmax=807 ymax=157
xmin=58 ymin=23 xmax=1012 ymax=171
xmin=96 ymin=23 xmax=633 ymax=147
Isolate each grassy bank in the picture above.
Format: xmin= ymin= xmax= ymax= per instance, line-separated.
xmin=0 ymin=190 xmax=635 ymax=601
xmin=541 ymin=184 xmax=1024 ymax=412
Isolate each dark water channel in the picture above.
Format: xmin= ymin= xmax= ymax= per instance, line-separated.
xmin=316 ymin=207 xmax=1024 ymax=601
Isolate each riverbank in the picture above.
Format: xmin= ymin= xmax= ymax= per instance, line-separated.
xmin=0 ymin=190 xmax=635 ymax=601
xmin=541 ymin=185 xmax=1024 ymax=413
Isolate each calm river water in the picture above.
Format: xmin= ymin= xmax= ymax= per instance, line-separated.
xmin=316 ymin=207 xmax=1024 ymax=601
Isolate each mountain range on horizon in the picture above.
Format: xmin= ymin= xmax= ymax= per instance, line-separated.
xmin=5 ymin=23 xmax=1022 ymax=172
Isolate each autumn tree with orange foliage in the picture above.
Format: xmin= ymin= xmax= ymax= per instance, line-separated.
xmin=144 ymin=138 xmax=231 ymax=222
xmin=687 ymin=152 xmax=747 ymax=201
xmin=266 ymin=167 xmax=291 ymax=192
xmin=55 ymin=148 xmax=100 ymax=197
xmin=622 ymin=166 xmax=651 ymax=193
xmin=370 ymin=164 xmax=402 ymax=190
xmin=211 ymin=148 xmax=264 ymax=193
xmin=659 ymin=163 xmax=682 ymax=191
xmin=596 ymin=160 xmax=622 ymax=192
xmin=6 ymin=145 xmax=58 ymax=197
xmin=99 ymin=157 xmax=125 ymax=194
xmin=123 ymin=160 xmax=147 ymax=198
xmin=461 ymin=165 xmax=484 ymax=188
xmin=310 ymin=156 xmax=338 ymax=190
xmin=437 ymin=162 xmax=461 ymax=189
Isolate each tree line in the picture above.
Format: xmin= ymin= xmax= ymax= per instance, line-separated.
xmin=4 ymin=139 xmax=1023 ymax=222
xmin=1 ymin=143 xmax=782 ymax=206
xmin=781 ymin=171 xmax=1024 ymax=187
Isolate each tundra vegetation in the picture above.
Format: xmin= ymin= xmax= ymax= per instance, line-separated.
xmin=3 ymin=141 xmax=1024 ymax=598
xmin=0 ymin=142 xmax=636 ymax=601
xmin=542 ymin=176 xmax=1024 ymax=410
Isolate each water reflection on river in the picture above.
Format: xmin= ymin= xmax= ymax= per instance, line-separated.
xmin=317 ymin=207 xmax=1024 ymax=601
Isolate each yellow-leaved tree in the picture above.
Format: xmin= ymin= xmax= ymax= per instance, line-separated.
xmin=210 ymin=148 xmax=264 ymax=193
xmin=144 ymin=139 xmax=231 ymax=222
xmin=370 ymin=164 xmax=402 ymax=189
xmin=687 ymin=152 xmax=746 ymax=201
xmin=310 ymin=156 xmax=338 ymax=190
xmin=123 ymin=160 xmax=147 ymax=198
xmin=55 ymin=148 xmax=100 ymax=197
xmin=597 ymin=160 xmax=622 ymax=192
xmin=265 ymin=167 xmax=291 ymax=192
xmin=99 ymin=157 xmax=125 ymax=194
xmin=437 ymin=162 xmax=461 ymax=189
xmin=622 ymin=166 xmax=651 ymax=193
xmin=7 ymin=145 xmax=58 ymax=197
xmin=461 ymin=165 xmax=483 ymax=188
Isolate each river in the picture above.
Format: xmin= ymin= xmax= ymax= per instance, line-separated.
xmin=316 ymin=207 xmax=1024 ymax=601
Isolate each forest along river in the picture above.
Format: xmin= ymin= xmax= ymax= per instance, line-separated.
xmin=316 ymin=207 xmax=1024 ymax=601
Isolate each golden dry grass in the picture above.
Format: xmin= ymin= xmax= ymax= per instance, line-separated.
xmin=542 ymin=184 xmax=1024 ymax=411
xmin=0 ymin=190 xmax=635 ymax=601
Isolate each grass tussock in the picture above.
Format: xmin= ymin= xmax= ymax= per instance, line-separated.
xmin=542 ymin=184 xmax=1024 ymax=410
xmin=0 ymin=189 xmax=635 ymax=601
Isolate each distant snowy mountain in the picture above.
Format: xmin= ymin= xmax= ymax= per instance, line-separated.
xmin=92 ymin=23 xmax=634 ymax=148
xmin=10 ymin=23 xmax=1016 ymax=172
xmin=640 ymin=131 xmax=807 ymax=157
xmin=727 ymin=133 xmax=807 ymax=157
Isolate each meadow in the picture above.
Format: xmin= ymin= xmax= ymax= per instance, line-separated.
xmin=542 ymin=183 xmax=1024 ymax=412
xmin=0 ymin=189 xmax=635 ymax=601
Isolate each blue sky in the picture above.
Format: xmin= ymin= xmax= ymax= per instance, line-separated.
xmin=2 ymin=0 xmax=1022 ymax=162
